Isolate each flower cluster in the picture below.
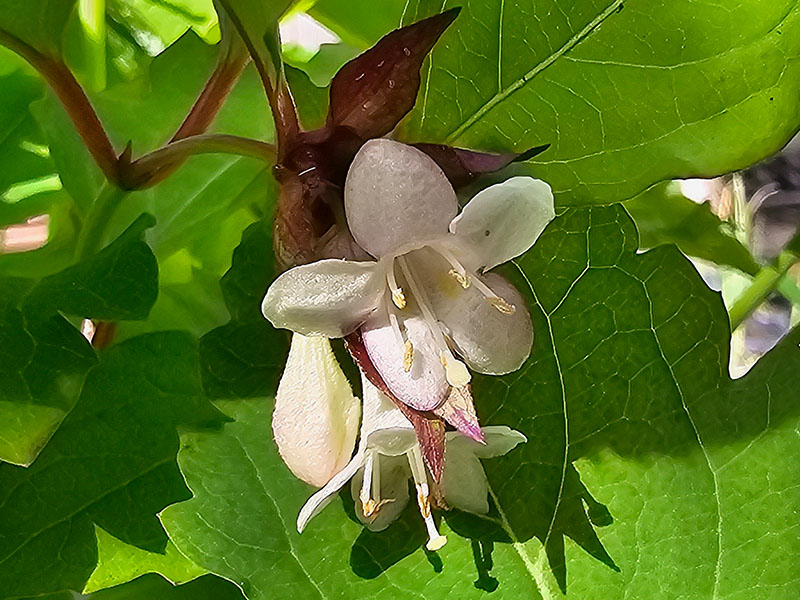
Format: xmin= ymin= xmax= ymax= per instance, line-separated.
xmin=263 ymin=139 xmax=554 ymax=549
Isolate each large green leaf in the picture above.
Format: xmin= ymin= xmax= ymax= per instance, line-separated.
xmin=34 ymin=573 xmax=246 ymax=600
xmin=160 ymin=205 xmax=800 ymax=598
xmin=0 ymin=215 xmax=157 ymax=466
xmin=0 ymin=332 xmax=225 ymax=598
xmin=400 ymin=0 xmax=800 ymax=205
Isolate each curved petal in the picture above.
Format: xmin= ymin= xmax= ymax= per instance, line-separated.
xmin=439 ymin=444 xmax=490 ymax=515
xmin=361 ymin=309 xmax=449 ymax=411
xmin=272 ymin=334 xmax=361 ymax=487
xmin=344 ymin=139 xmax=457 ymax=258
xmin=297 ymin=449 xmax=365 ymax=533
xmin=411 ymin=254 xmax=533 ymax=375
xmin=472 ymin=426 xmax=527 ymax=459
xmin=262 ymin=259 xmax=384 ymax=337
xmin=351 ymin=454 xmax=411 ymax=531
xmin=449 ymin=177 xmax=554 ymax=271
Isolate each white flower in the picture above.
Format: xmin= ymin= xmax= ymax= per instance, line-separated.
xmin=263 ymin=139 xmax=554 ymax=412
xmin=297 ymin=375 xmax=526 ymax=551
xmin=272 ymin=333 xmax=361 ymax=487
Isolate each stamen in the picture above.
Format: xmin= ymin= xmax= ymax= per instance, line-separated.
xmin=440 ymin=351 xmax=470 ymax=388
xmin=434 ymin=244 xmax=471 ymax=284
xmin=397 ymin=256 xmax=471 ymax=387
xmin=386 ymin=261 xmax=406 ymax=309
xmin=360 ymin=452 xmax=376 ymax=517
xmin=388 ymin=310 xmax=405 ymax=347
xmin=407 ymin=447 xmax=447 ymax=551
xmin=471 ymin=274 xmax=517 ymax=315
xmin=487 ymin=296 xmax=516 ymax=314
xmin=403 ymin=340 xmax=414 ymax=372
xmin=448 ymin=268 xmax=471 ymax=289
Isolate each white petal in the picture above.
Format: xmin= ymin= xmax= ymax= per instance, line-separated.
xmin=345 ymin=139 xmax=457 ymax=258
xmin=473 ymin=426 xmax=527 ymax=458
xmin=360 ymin=374 xmax=417 ymax=456
xmin=262 ymin=259 xmax=384 ymax=337
xmin=297 ymin=449 xmax=365 ymax=533
xmin=439 ymin=427 xmax=526 ymax=515
xmin=440 ymin=443 xmax=490 ymax=515
xmin=361 ymin=309 xmax=449 ymax=411
xmin=272 ymin=334 xmax=361 ymax=487
xmin=449 ymin=177 xmax=554 ymax=271
xmin=410 ymin=251 xmax=533 ymax=375
xmin=351 ymin=454 xmax=411 ymax=531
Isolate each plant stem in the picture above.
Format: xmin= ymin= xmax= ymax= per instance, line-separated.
xmin=728 ymin=250 xmax=797 ymax=331
xmin=120 ymin=134 xmax=276 ymax=189
xmin=75 ymin=184 xmax=128 ymax=260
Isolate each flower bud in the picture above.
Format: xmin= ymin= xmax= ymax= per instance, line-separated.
xmin=272 ymin=333 xmax=360 ymax=486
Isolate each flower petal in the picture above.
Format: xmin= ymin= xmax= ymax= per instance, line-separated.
xmin=345 ymin=139 xmax=458 ymax=257
xmin=361 ymin=309 xmax=449 ymax=411
xmin=262 ymin=259 xmax=384 ymax=337
xmin=297 ymin=448 xmax=365 ymax=533
xmin=272 ymin=334 xmax=361 ymax=487
xmin=351 ymin=454 xmax=411 ymax=531
xmin=410 ymin=251 xmax=533 ymax=375
xmin=473 ymin=426 xmax=527 ymax=458
xmin=440 ymin=440 xmax=490 ymax=515
xmin=449 ymin=176 xmax=554 ymax=271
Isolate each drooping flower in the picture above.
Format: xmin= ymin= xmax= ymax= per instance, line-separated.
xmin=272 ymin=333 xmax=361 ymax=487
xmin=297 ymin=375 xmax=526 ymax=551
xmin=263 ymin=139 xmax=555 ymax=415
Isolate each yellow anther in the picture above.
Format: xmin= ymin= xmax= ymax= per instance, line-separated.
xmin=416 ymin=484 xmax=432 ymax=518
xmin=361 ymin=497 xmax=377 ymax=518
xmin=403 ymin=340 xmax=414 ymax=372
xmin=392 ymin=289 xmax=407 ymax=309
xmin=487 ymin=296 xmax=516 ymax=315
xmin=448 ymin=269 xmax=471 ymax=289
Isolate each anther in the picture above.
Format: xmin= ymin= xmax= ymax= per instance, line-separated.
xmin=403 ymin=340 xmax=414 ymax=372
xmin=448 ymin=269 xmax=471 ymax=289
xmin=392 ymin=289 xmax=407 ymax=309
xmin=487 ymin=296 xmax=516 ymax=314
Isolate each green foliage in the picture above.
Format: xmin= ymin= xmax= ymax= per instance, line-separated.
xmin=0 ymin=332 xmax=225 ymax=597
xmin=2 ymin=2 xmax=800 ymax=599
xmin=0 ymin=215 xmax=157 ymax=466
xmin=625 ymin=182 xmax=760 ymax=275
xmin=400 ymin=0 xmax=800 ymax=205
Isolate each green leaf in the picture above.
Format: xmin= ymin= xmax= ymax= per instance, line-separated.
xmin=401 ymin=0 xmax=800 ymax=204
xmin=0 ymin=0 xmax=75 ymax=56
xmin=35 ymin=573 xmax=246 ymax=600
xmin=284 ymin=65 xmax=328 ymax=130
xmin=0 ymin=215 xmax=157 ymax=466
xmin=0 ymin=332 xmax=225 ymax=598
xmin=214 ymin=0 xmax=292 ymax=79
xmin=30 ymin=33 xmax=275 ymax=336
xmin=308 ymin=0 xmax=406 ymax=48
xmin=84 ymin=527 xmax=205 ymax=593
xmin=624 ymin=181 xmax=760 ymax=276
xmin=198 ymin=218 xmax=288 ymax=399
xmin=24 ymin=213 xmax=158 ymax=320
xmin=162 ymin=206 xmax=800 ymax=598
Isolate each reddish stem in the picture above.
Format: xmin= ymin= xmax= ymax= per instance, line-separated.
xmin=0 ymin=30 xmax=121 ymax=186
